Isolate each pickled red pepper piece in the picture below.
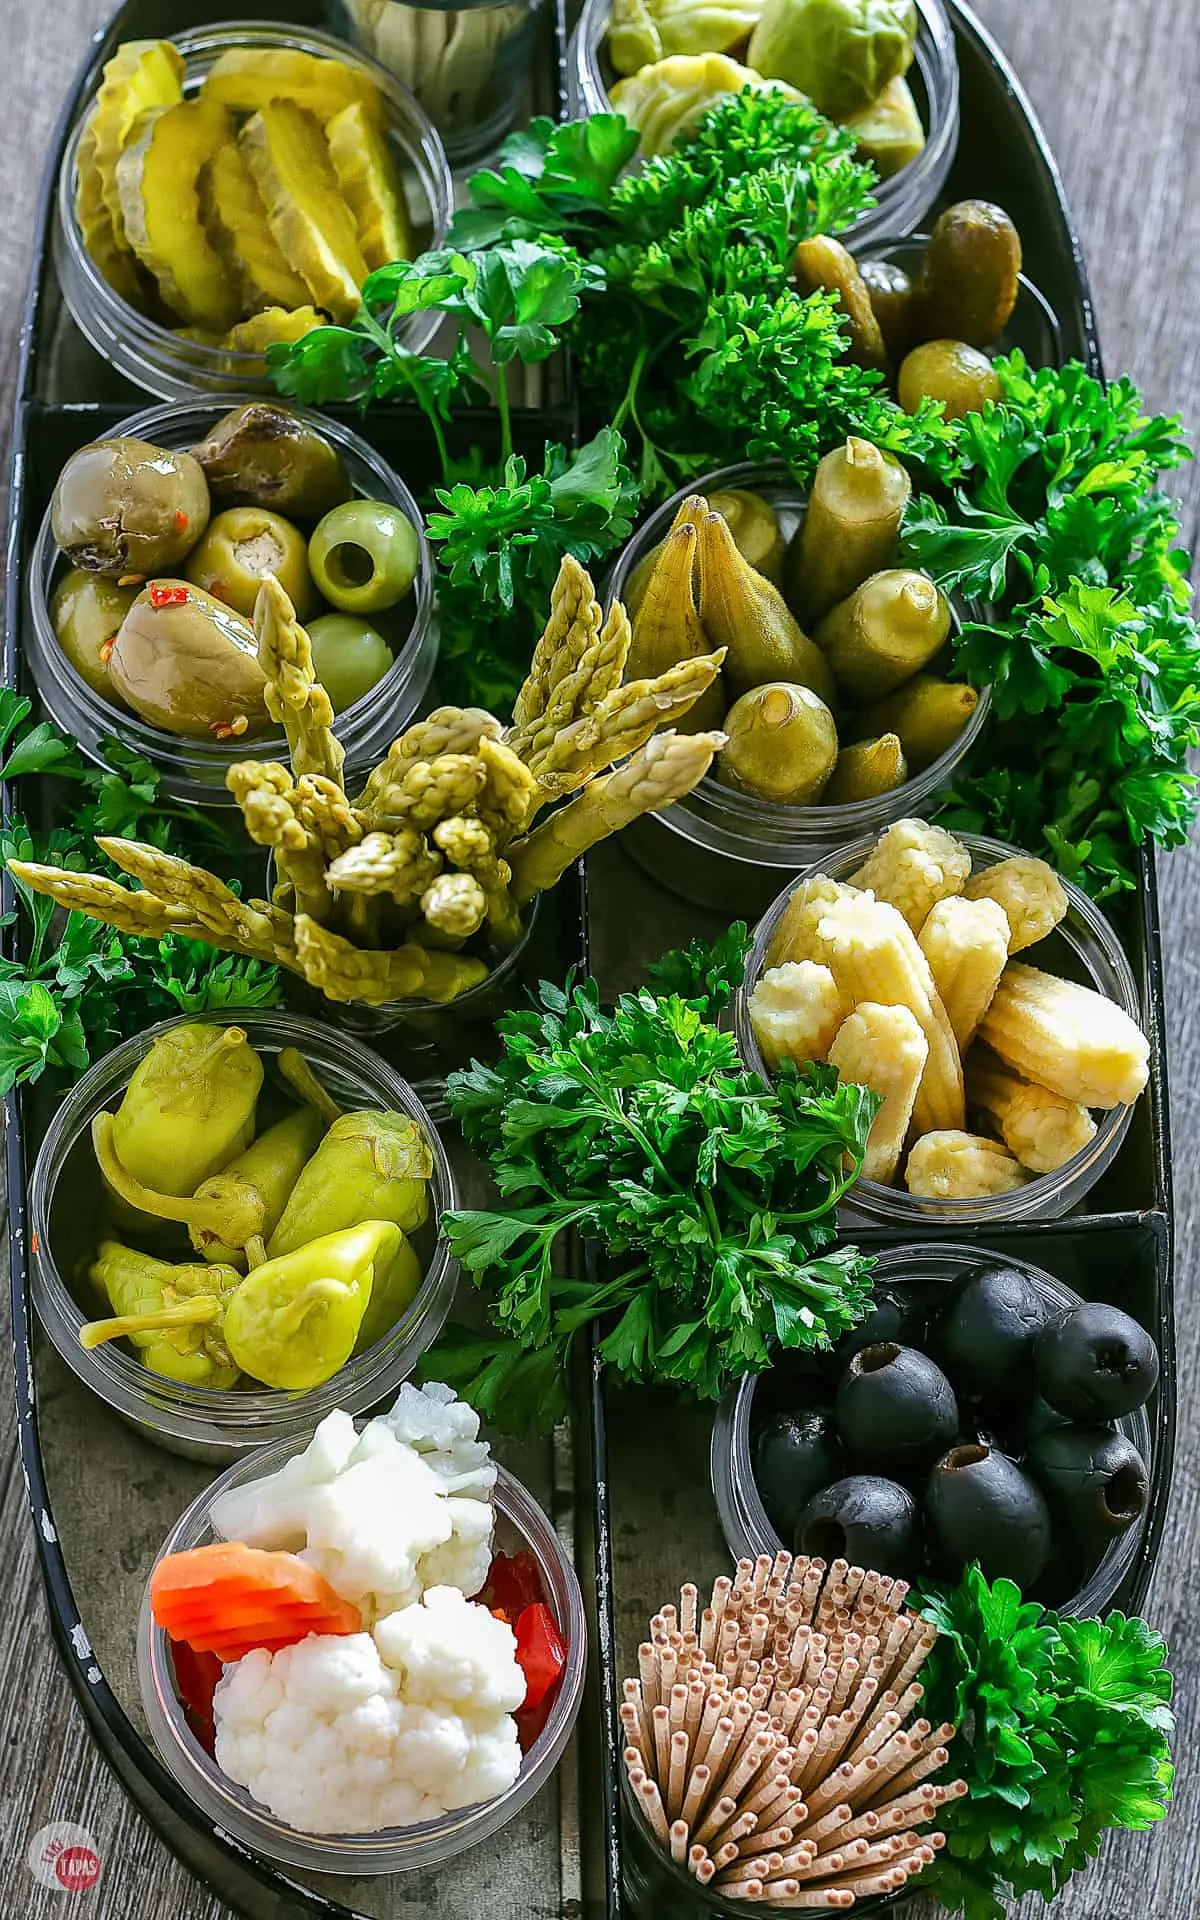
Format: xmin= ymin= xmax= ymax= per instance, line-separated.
xmin=82 ymin=1243 xmax=243 ymax=1388
xmin=223 ymin=1219 xmax=404 ymax=1389
xmin=106 ymin=1022 xmax=263 ymax=1198
xmin=513 ymin=1603 xmax=567 ymax=1712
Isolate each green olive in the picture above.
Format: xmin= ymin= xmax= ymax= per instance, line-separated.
xmin=106 ymin=581 xmax=269 ymax=739
xmin=51 ymin=436 xmax=211 ymax=577
xmin=308 ymin=500 xmax=421 ymax=615
xmin=49 ymin=569 xmax=137 ymax=701
xmin=185 ymin=507 xmax=316 ymax=620
xmin=190 ymin=404 xmax=353 ymax=518
xmin=307 ymin=613 xmax=394 ymax=714
xmin=898 ymin=339 xmax=1002 ymax=421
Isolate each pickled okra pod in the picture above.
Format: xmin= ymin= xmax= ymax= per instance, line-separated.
xmin=814 ymin=569 xmax=951 ymax=704
xmin=698 ymin=512 xmax=835 ymax=704
xmin=784 ymin=437 xmax=912 ymax=624
xmin=717 ymin=682 xmax=838 ymax=804
xmin=822 ymin=732 xmax=908 ymax=804
xmin=848 ymin=674 xmax=980 ymax=771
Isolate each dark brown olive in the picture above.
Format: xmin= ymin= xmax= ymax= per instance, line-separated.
xmin=915 ymin=200 xmax=1023 ymax=347
xmin=1025 ymin=1426 xmax=1148 ymax=1554
xmin=859 ymin=258 xmax=916 ymax=361
xmin=925 ymin=1443 xmax=1051 ymax=1586
xmin=190 ymin=404 xmax=352 ymax=518
xmin=793 ymin=236 xmax=888 ymax=371
xmin=898 ymin=340 xmax=1002 ymax=421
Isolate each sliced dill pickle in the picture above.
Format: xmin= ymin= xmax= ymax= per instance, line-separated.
xmin=240 ymin=101 xmax=369 ymax=324
xmin=87 ymin=38 xmax=185 ymax=249
xmin=325 ymin=101 xmax=412 ymax=272
xmin=201 ymin=144 xmax=312 ymax=315
xmin=117 ymin=98 xmax=241 ymax=332
xmin=75 ymin=123 xmax=144 ymax=303
xmin=201 ymin=47 xmax=381 ymax=123
xmin=223 ymin=307 xmax=326 ymax=351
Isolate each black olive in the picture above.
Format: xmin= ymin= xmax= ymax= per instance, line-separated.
xmin=831 ymin=1285 xmax=929 ymax=1368
xmin=925 ymin=1444 xmax=1051 ymax=1587
xmin=1025 ymin=1426 xmax=1149 ymax=1556
xmin=928 ymin=1263 xmax=1058 ymax=1402
xmin=794 ymin=1476 xmax=921 ymax=1580
xmin=753 ymin=1408 xmax=843 ymax=1538
xmin=1034 ymin=1303 xmax=1159 ymax=1420
xmin=836 ymin=1343 xmax=959 ymax=1468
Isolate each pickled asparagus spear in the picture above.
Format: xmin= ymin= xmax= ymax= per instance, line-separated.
xmin=905 ymin=1130 xmax=1028 ymax=1200
xmin=254 ymin=573 xmax=344 ymax=788
xmin=227 ymin=760 xmax=335 ymax=924
xmin=963 ymin=857 xmax=1069 ymax=953
xmin=966 ymin=1049 xmax=1098 ymax=1174
xmin=292 ymin=914 xmax=488 ymax=1005
xmin=829 ymin=1001 xmax=929 ymax=1185
xmin=849 ymin=819 xmax=971 ymax=934
xmin=528 ymin=651 xmax=725 ymax=798
xmin=747 ymin=961 xmax=846 ymax=1070
xmin=918 ymin=895 xmax=1010 ymax=1052
xmin=978 ymin=963 xmax=1150 ymax=1109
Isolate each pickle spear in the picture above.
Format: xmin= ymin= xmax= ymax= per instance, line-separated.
xmin=325 ymin=101 xmax=412 ymax=272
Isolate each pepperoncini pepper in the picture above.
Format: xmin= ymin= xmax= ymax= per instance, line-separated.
xmin=91 ymin=1104 xmax=324 ymax=1265
xmin=354 ymin=1231 xmax=422 ymax=1353
xmin=224 ymin=1220 xmax=403 ymax=1389
xmin=267 ymin=1110 xmax=433 ymax=1253
xmin=106 ymin=1022 xmax=264 ymax=1198
xmin=82 ymin=1243 xmax=243 ymax=1389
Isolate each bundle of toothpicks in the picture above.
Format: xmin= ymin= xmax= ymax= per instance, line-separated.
xmin=621 ymin=1551 xmax=966 ymax=1910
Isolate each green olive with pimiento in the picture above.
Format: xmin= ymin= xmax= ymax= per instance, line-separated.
xmin=898 ymin=340 xmax=1002 ymax=421
xmin=307 ymin=613 xmax=394 ymax=714
xmin=185 ymin=507 xmax=316 ymax=620
xmin=50 ymin=569 xmax=137 ymax=700
xmin=307 ymin=500 xmax=421 ymax=615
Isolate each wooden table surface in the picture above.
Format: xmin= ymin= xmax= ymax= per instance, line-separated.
xmin=1 ymin=2 xmax=1197 ymax=1915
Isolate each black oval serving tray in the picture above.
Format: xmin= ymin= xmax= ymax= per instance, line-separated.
xmin=2 ymin=3 xmax=1178 ymax=1919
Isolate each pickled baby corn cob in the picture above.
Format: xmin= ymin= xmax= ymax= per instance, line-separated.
xmin=816 ymin=891 xmax=965 ymax=1134
xmin=963 ymin=856 xmax=1069 ymax=953
xmin=918 ymin=894 xmax=1010 ymax=1051
xmin=979 ymin=963 xmax=1150 ymax=1110
xmin=747 ymin=961 xmax=845 ymax=1069
xmin=764 ymin=875 xmax=856 ymax=969
xmin=849 ymin=818 xmax=971 ymax=933
xmin=829 ymin=1002 xmax=928 ymax=1185
xmin=905 ymin=1130 xmax=1028 ymax=1200
xmin=966 ymin=1049 xmax=1098 ymax=1175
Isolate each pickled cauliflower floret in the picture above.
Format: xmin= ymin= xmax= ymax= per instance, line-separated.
xmin=208 ymin=1385 xmax=497 ymax=1620
xmin=213 ymin=1588 xmax=525 ymax=1833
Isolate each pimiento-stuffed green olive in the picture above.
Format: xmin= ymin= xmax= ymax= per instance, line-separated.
xmin=898 ymin=339 xmax=1002 ymax=421
xmin=307 ymin=500 xmax=421 ymax=614
xmin=185 ymin=507 xmax=316 ymax=620
xmin=106 ymin=580 xmax=269 ymax=739
xmin=51 ymin=436 xmax=211 ymax=577
xmin=49 ymin=569 xmax=137 ymax=700
xmin=307 ymin=613 xmax=394 ymax=713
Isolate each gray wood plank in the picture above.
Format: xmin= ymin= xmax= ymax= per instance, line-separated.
xmin=0 ymin=0 xmax=1197 ymax=1916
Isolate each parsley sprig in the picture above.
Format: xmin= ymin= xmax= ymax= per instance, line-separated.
xmin=919 ymin=1566 xmax=1174 ymax=1919
xmin=903 ymin=354 xmax=1200 ymax=895
xmin=421 ymin=929 xmax=879 ymax=1434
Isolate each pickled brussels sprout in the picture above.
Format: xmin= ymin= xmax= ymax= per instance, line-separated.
xmin=308 ymin=500 xmax=421 ymax=614
xmin=51 ymin=437 xmax=211 ymax=578
xmin=899 ymin=339 xmax=1001 ymax=420
xmin=189 ymin=404 xmax=353 ymax=519
xmin=748 ymin=0 xmax=917 ymax=121
xmin=49 ymin=570 xmax=137 ymax=700
xmin=610 ymin=54 xmax=805 ymax=156
xmin=843 ymin=73 xmax=925 ymax=176
xmin=608 ymin=0 xmax=764 ymax=74
xmin=916 ymin=200 xmax=1023 ymax=348
xmin=106 ymin=580 xmax=269 ymax=738
xmin=307 ymin=613 xmax=394 ymax=713
xmin=185 ymin=507 xmax=316 ymax=620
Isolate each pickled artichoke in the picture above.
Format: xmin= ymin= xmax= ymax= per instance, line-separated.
xmin=200 ymin=143 xmax=312 ymax=316
xmin=608 ymin=0 xmax=765 ymax=75
xmin=84 ymin=38 xmax=184 ymax=252
xmin=325 ymin=101 xmax=412 ymax=273
xmin=116 ymin=98 xmax=241 ymax=332
xmin=201 ymin=46 xmax=382 ymax=123
xmin=240 ymin=100 xmax=369 ymax=324
xmin=610 ymin=54 xmax=804 ymax=156
xmin=748 ymin=0 xmax=917 ymax=120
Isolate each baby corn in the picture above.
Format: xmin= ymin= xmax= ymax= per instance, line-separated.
xmin=964 ymin=857 xmax=1068 ymax=952
xmin=918 ymin=895 xmax=1011 ymax=1051
xmin=905 ymin=1130 xmax=1028 ymax=1200
xmin=764 ymin=875 xmax=856 ymax=969
xmin=967 ymin=1049 xmax=1098 ymax=1174
xmin=979 ymin=963 xmax=1150 ymax=1109
xmin=829 ymin=1002 xmax=929 ymax=1185
xmin=817 ymin=892 xmax=965 ymax=1135
xmin=748 ymin=961 xmax=846 ymax=1069
xmin=849 ymin=818 xmax=971 ymax=933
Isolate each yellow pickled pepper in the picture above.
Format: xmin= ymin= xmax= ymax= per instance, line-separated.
xmin=106 ymin=1023 xmax=263 ymax=1198
xmin=82 ymin=1242 xmax=243 ymax=1389
xmin=224 ymin=1220 xmax=404 ymax=1389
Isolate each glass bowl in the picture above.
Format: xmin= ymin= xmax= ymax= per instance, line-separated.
xmin=29 ymin=1010 xmax=458 ymax=1463
xmin=604 ymin=461 xmax=990 ymax=914
xmin=54 ymin=21 xmax=453 ymax=402
xmin=710 ymin=1243 xmax=1156 ymax=1620
xmin=137 ymin=1449 xmax=587 ymax=1873
xmin=858 ymin=233 xmax=1064 ymax=368
xmin=734 ymin=830 xmax=1145 ymax=1223
xmin=566 ymin=0 xmax=959 ymax=252
xmin=26 ymin=397 xmax=437 ymax=807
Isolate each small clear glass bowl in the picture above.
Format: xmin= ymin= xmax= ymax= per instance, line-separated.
xmin=566 ymin=0 xmax=959 ymax=252
xmin=734 ymin=830 xmax=1145 ymax=1225
xmin=137 ymin=1448 xmax=587 ymax=1873
xmin=54 ymin=21 xmax=453 ymax=402
xmin=26 ymin=396 xmax=437 ymax=807
xmin=710 ymin=1243 xmax=1156 ymax=1620
xmin=29 ymin=1010 xmax=458 ymax=1463
xmin=859 ymin=234 xmax=1064 ymax=368
xmin=604 ymin=461 xmax=990 ymax=914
